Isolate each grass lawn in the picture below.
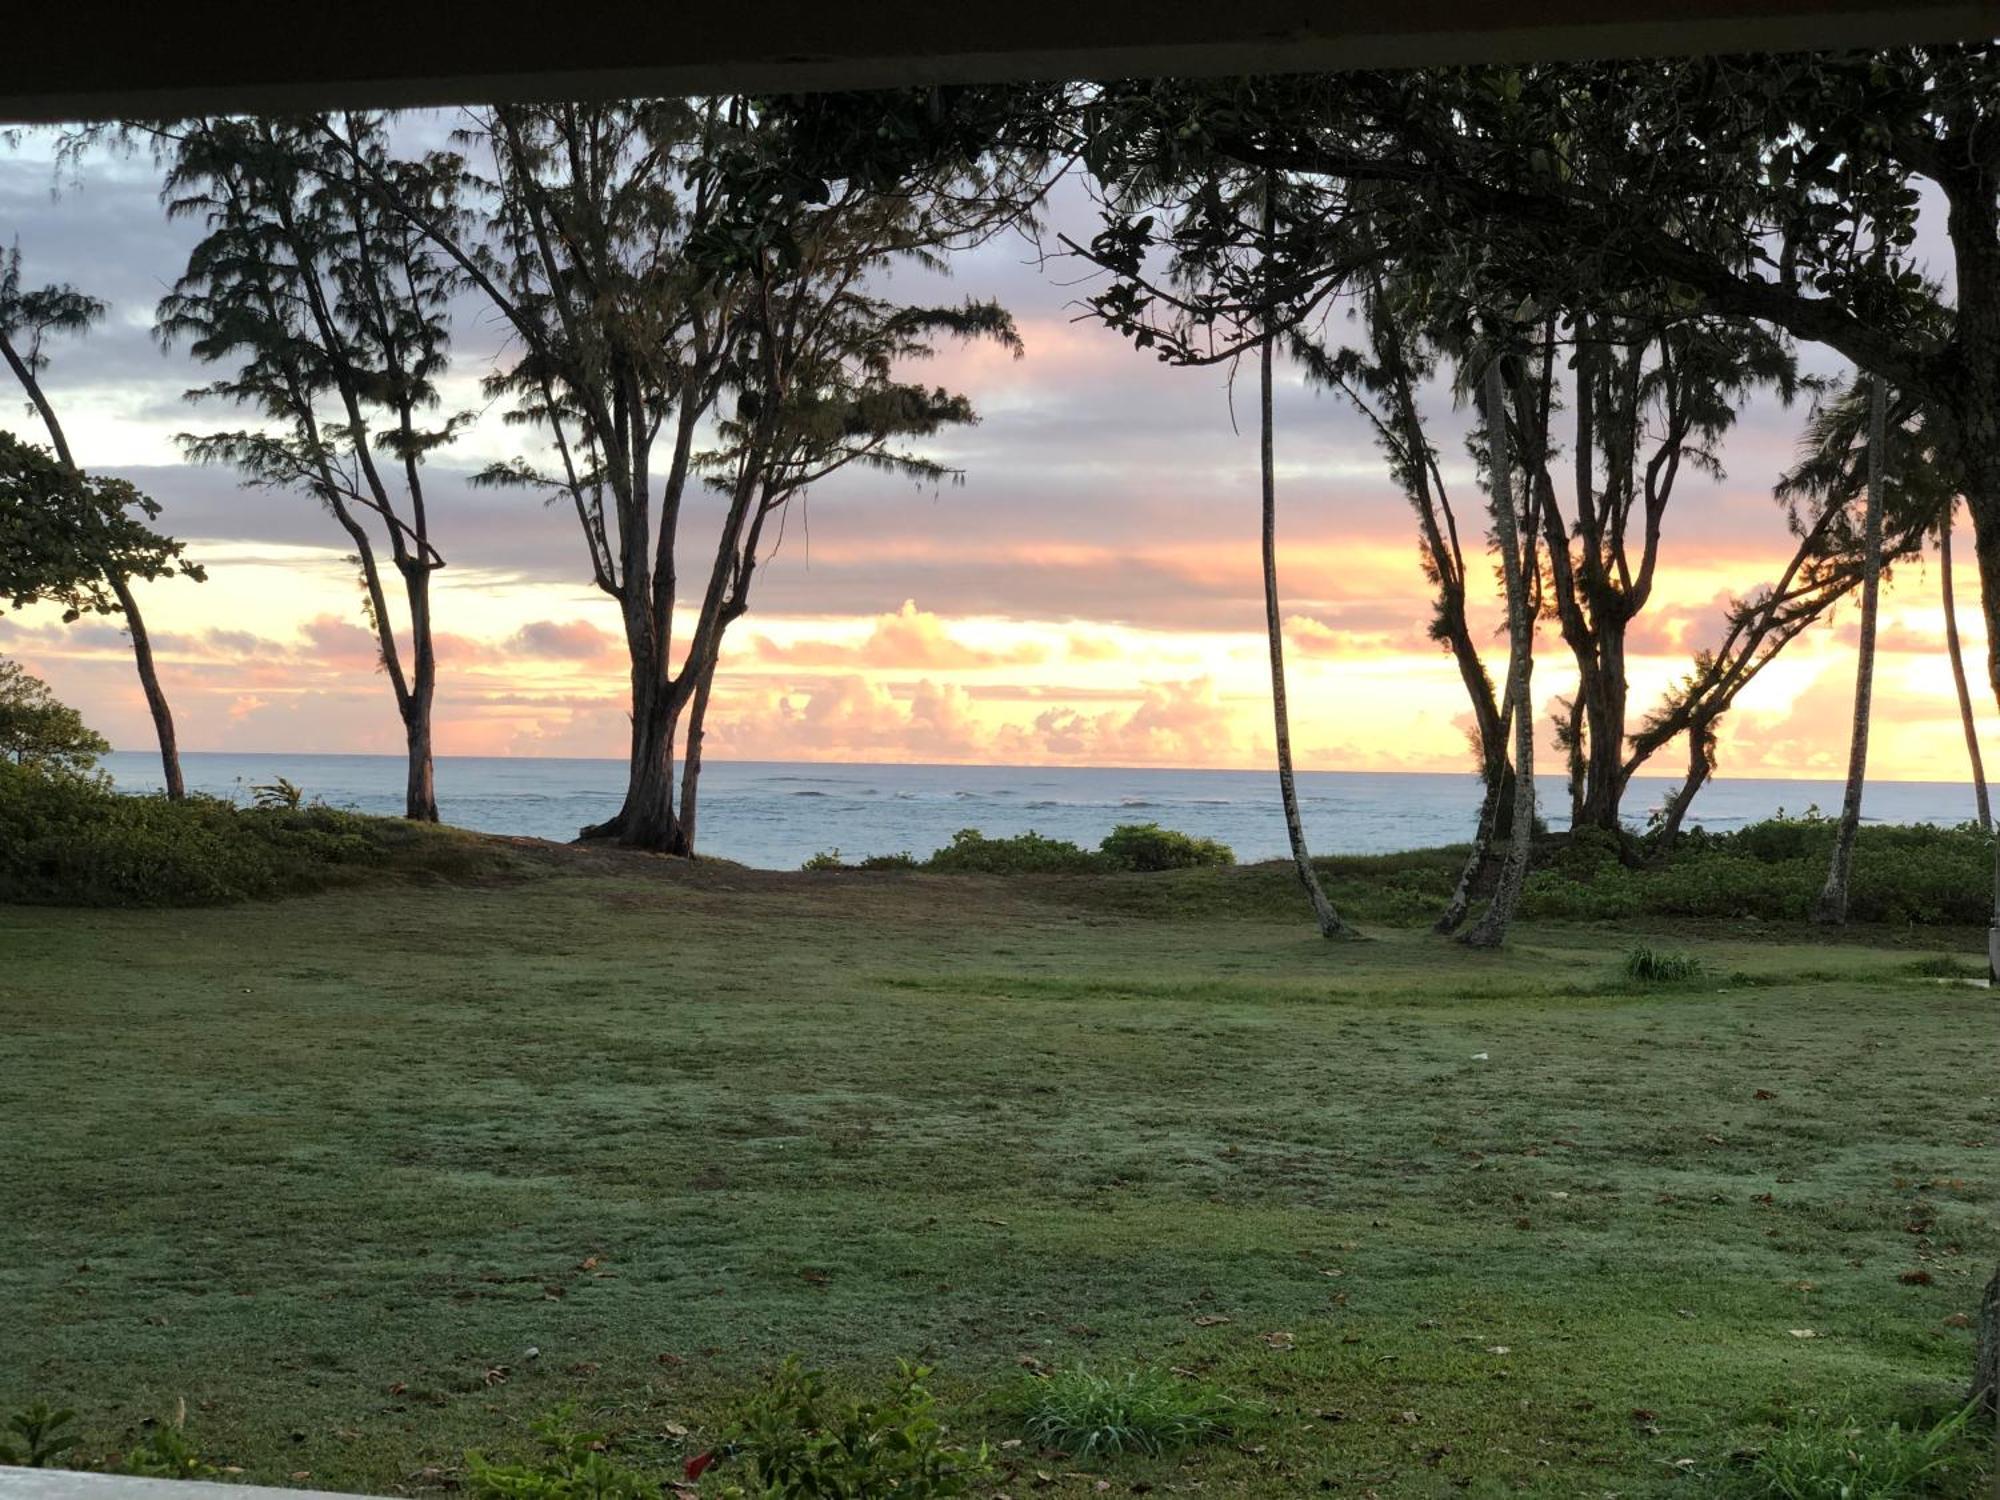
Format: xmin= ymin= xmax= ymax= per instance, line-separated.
xmin=2 ymin=857 xmax=1995 ymax=1496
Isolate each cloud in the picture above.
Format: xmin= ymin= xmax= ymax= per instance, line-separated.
xmin=750 ymin=600 xmax=1044 ymax=670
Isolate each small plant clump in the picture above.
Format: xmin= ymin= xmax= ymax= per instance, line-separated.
xmin=1021 ymin=1366 xmax=1242 ymax=1459
xmin=1623 ymin=944 xmax=1706 ymax=983
xmin=1731 ymin=1403 xmax=1977 ymax=1499
xmin=709 ymin=1357 xmax=992 ymax=1498
xmin=466 ymin=1405 xmax=654 ymax=1500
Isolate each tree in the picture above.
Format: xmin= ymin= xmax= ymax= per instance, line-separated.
xmin=1940 ymin=498 xmax=1991 ymax=830
xmin=158 ymin=115 xmax=463 ymax=822
xmin=1812 ymin=376 xmax=1889 ymax=923
xmin=1256 ymin=184 xmax=1354 ymax=941
xmin=338 ymin=99 xmax=1019 ymax=853
xmin=1461 ymin=351 xmax=1539 ymax=948
xmin=0 ymin=657 xmax=110 ymax=778
xmin=0 ymin=248 xmax=200 ymax=797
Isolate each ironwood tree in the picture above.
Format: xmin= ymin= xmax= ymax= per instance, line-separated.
xmin=0 ymin=251 xmax=201 ymax=797
xmin=158 ymin=113 xmax=464 ymax=822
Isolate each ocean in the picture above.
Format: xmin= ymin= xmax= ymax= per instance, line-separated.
xmin=97 ymin=751 xmax=1991 ymax=870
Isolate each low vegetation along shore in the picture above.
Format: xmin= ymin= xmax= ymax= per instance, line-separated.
xmin=2 ymin=783 xmax=1996 ymax=1496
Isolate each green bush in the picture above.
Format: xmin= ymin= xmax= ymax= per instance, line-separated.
xmin=1098 ymin=822 xmax=1235 ymax=872
xmin=715 ymin=1357 xmax=992 ymax=1498
xmin=858 ymin=851 xmax=918 ymax=870
xmin=466 ymin=1405 xmax=654 ymax=1500
xmin=0 ymin=760 xmax=517 ymax=907
xmin=1523 ymin=818 xmax=1997 ymax=926
xmin=1020 ymin=1366 xmax=1241 ymax=1459
xmin=924 ymin=827 xmax=1100 ymax=874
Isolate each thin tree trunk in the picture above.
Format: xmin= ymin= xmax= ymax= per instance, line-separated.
xmin=672 ymin=666 xmax=718 ymax=858
xmin=1464 ymin=353 xmax=1537 ymax=949
xmin=1437 ymin=698 xmax=1513 ymax=934
xmin=399 ymin=566 xmax=439 ymax=822
xmin=1939 ymin=500 xmax=1991 ymax=831
xmin=1814 ymin=374 xmax=1887 ymax=925
xmin=105 ymin=571 xmax=184 ymax=801
xmin=1652 ymin=717 xmax=1717 ymax=859
xmin=1259 ymin=206 xmax=1354 ymax=940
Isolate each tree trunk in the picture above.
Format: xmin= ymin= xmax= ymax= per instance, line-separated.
xmin=1814 ymin=374 xmax=1887 ymax=926
xmin=106 ymin=572 xmax=185 ymax=801
xmin=1939 ymin=501 xmax=1991 ymax=831
xmin=1437 ymin=701 xmax=1512 ymax=934
xmin=672 ymin=666 xmax=718 ymax=859
xmin=1576 ymin=625 xmax=1632 ymax=833
xmin=1463 ymin=354 xmax=1537 ymax=949
xmin=1974 ymin=1263 xmax=2000 ymax=1420
xmin=1651 ymin=717 xmax=1717 ymax=859
xmin=1260 ymin=263 xmax=1355 ymax=941
xmin=581 ymin=640 xmax=684 ymax=850
xmin=400 ymin=567 xmax=439 ymax=822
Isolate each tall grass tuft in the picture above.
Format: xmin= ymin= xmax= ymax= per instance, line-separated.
xmin=1021 ymin=1367 xmax=1241 ymax=1459
xmin=1623 ymin=944 xmax=1705 ymax=983
xmin=1735 ymin=1403 xmax=1976 ymax=1498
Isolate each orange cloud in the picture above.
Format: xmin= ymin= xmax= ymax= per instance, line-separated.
xmin=751 ymin=600 xmax=1045 ymax=670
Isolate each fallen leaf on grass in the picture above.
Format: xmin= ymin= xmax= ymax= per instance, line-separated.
xmin=1900 ymin=1269 xmax=1935 ymax=1286
xmin=1191 ymin=1314 xmax=1231 ymax=1327
xmin=1787 ymin=1329 xmax=1817 ymax=1339
xmin=1260 ymin=1331 xmax=1296 ymax=1350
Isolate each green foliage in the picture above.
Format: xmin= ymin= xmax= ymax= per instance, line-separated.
xmin=0 ymin=1400 xmax=80 ymax=1467
xmin=1524 ymin=818 xmax=1998 ymax=926
xmin=924 ymin=827 xmax=1100 ymax=875
xmin=0 ymin=760 xmax=516 ymax=906
xmin=1098 ymin=822 xmax=1235 ymax=872
xmin=0 ymin=431 xmax=203 ymax=620
xmin=714 ymin=1357 xmax=991 ymax=1498
xmin=249 ymin=776 xmax=306 ymax=811
xmin=111 ymin=1419 xmax=217 ymax=1480
xmin=0 ymin=658 xmax=109 ymax=778
xmin=1622 ymin=945 xmax=1705 ymax=983
xmin=857 ymin=851 xmax=918 ymax=871
xmin=1020 ymin=1367 xmax=1241 ymax=1459
xmin=800 ymin=849 xmax=848 ymax=871
xmin=466 ymin=1405 xmax=655 ymax=1500
xmin=1732 ymin=1403 xmax=1977 ymax=1499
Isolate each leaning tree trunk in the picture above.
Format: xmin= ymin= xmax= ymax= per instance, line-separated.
xmin=1814 ymin=375 xmax=1887 ymax=926
xmin=1463 ymin=354 xmax=1537 ymax=949
xmin=1259 ymin=280 xmax=1355 ymax=941
xmin=106 ymin=571 xmax=185 ymax=801
xmin=1437 ymin=699 xmax=1513 ymax=935
xmin=1652 ymin=716 xmax=1719 ymax=859
xmin=1939 ymin=500 xmax=1991 ymax=831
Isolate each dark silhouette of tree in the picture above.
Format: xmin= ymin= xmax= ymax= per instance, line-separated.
xmin=0 ymin=249 xmax=200 ymax=797
xmin=158 ymin=115 xmax=463 ymax=822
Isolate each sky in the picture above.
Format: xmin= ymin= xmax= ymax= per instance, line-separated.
xmin=0 ymin=124 xmax=1992 ymax=783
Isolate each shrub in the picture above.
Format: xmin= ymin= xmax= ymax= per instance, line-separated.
xmin=0 ymin=760 xmax=517 ymax=906
xmin=466 ymin=1405 xmax=655 ymax=1500
xmin=858 ymin=851 xmax=918 ymax=870
xmin=1098 ymin=822 xmax=1235 ymax=872
xmin=924 ymin=827 xmax=1099 ymax=875
xmin=800 ymin=848 xmax=847 ymax=871
xmin=1623 ymin=945 xmax=1705 ymax=983
xmin=0 ymin=1401 xmax=80 ymax=1467
xmin=1020 ymin=1366 xmax=1241 ymax=1459
xmin=1732 ymin=1403 xmax=1975 ymax=1498
xmin=714 ymin=1357 xmax=992 ymax=1498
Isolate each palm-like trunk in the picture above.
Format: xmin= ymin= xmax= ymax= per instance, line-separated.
xmin=1259 ymin=243 xmax=1353 ymax=941
xmin=1813 ymin=375 xmax=1887 ymax=925
xmin=1463 ymin=354 xmax=1537 ymax=949
xmin=1939 ymin=500 xmax=1991 ymax=831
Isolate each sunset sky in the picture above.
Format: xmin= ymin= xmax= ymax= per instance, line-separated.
xmin=1 ymin=127 xmax=1992 ymax=783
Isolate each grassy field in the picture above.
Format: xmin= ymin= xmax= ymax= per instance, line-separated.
xmin=2 ymin=854 xmax=1996 ymax=1496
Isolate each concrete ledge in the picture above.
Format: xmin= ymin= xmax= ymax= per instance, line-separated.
xmin=0 ymin=1471 xmax=368 ymax=1500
